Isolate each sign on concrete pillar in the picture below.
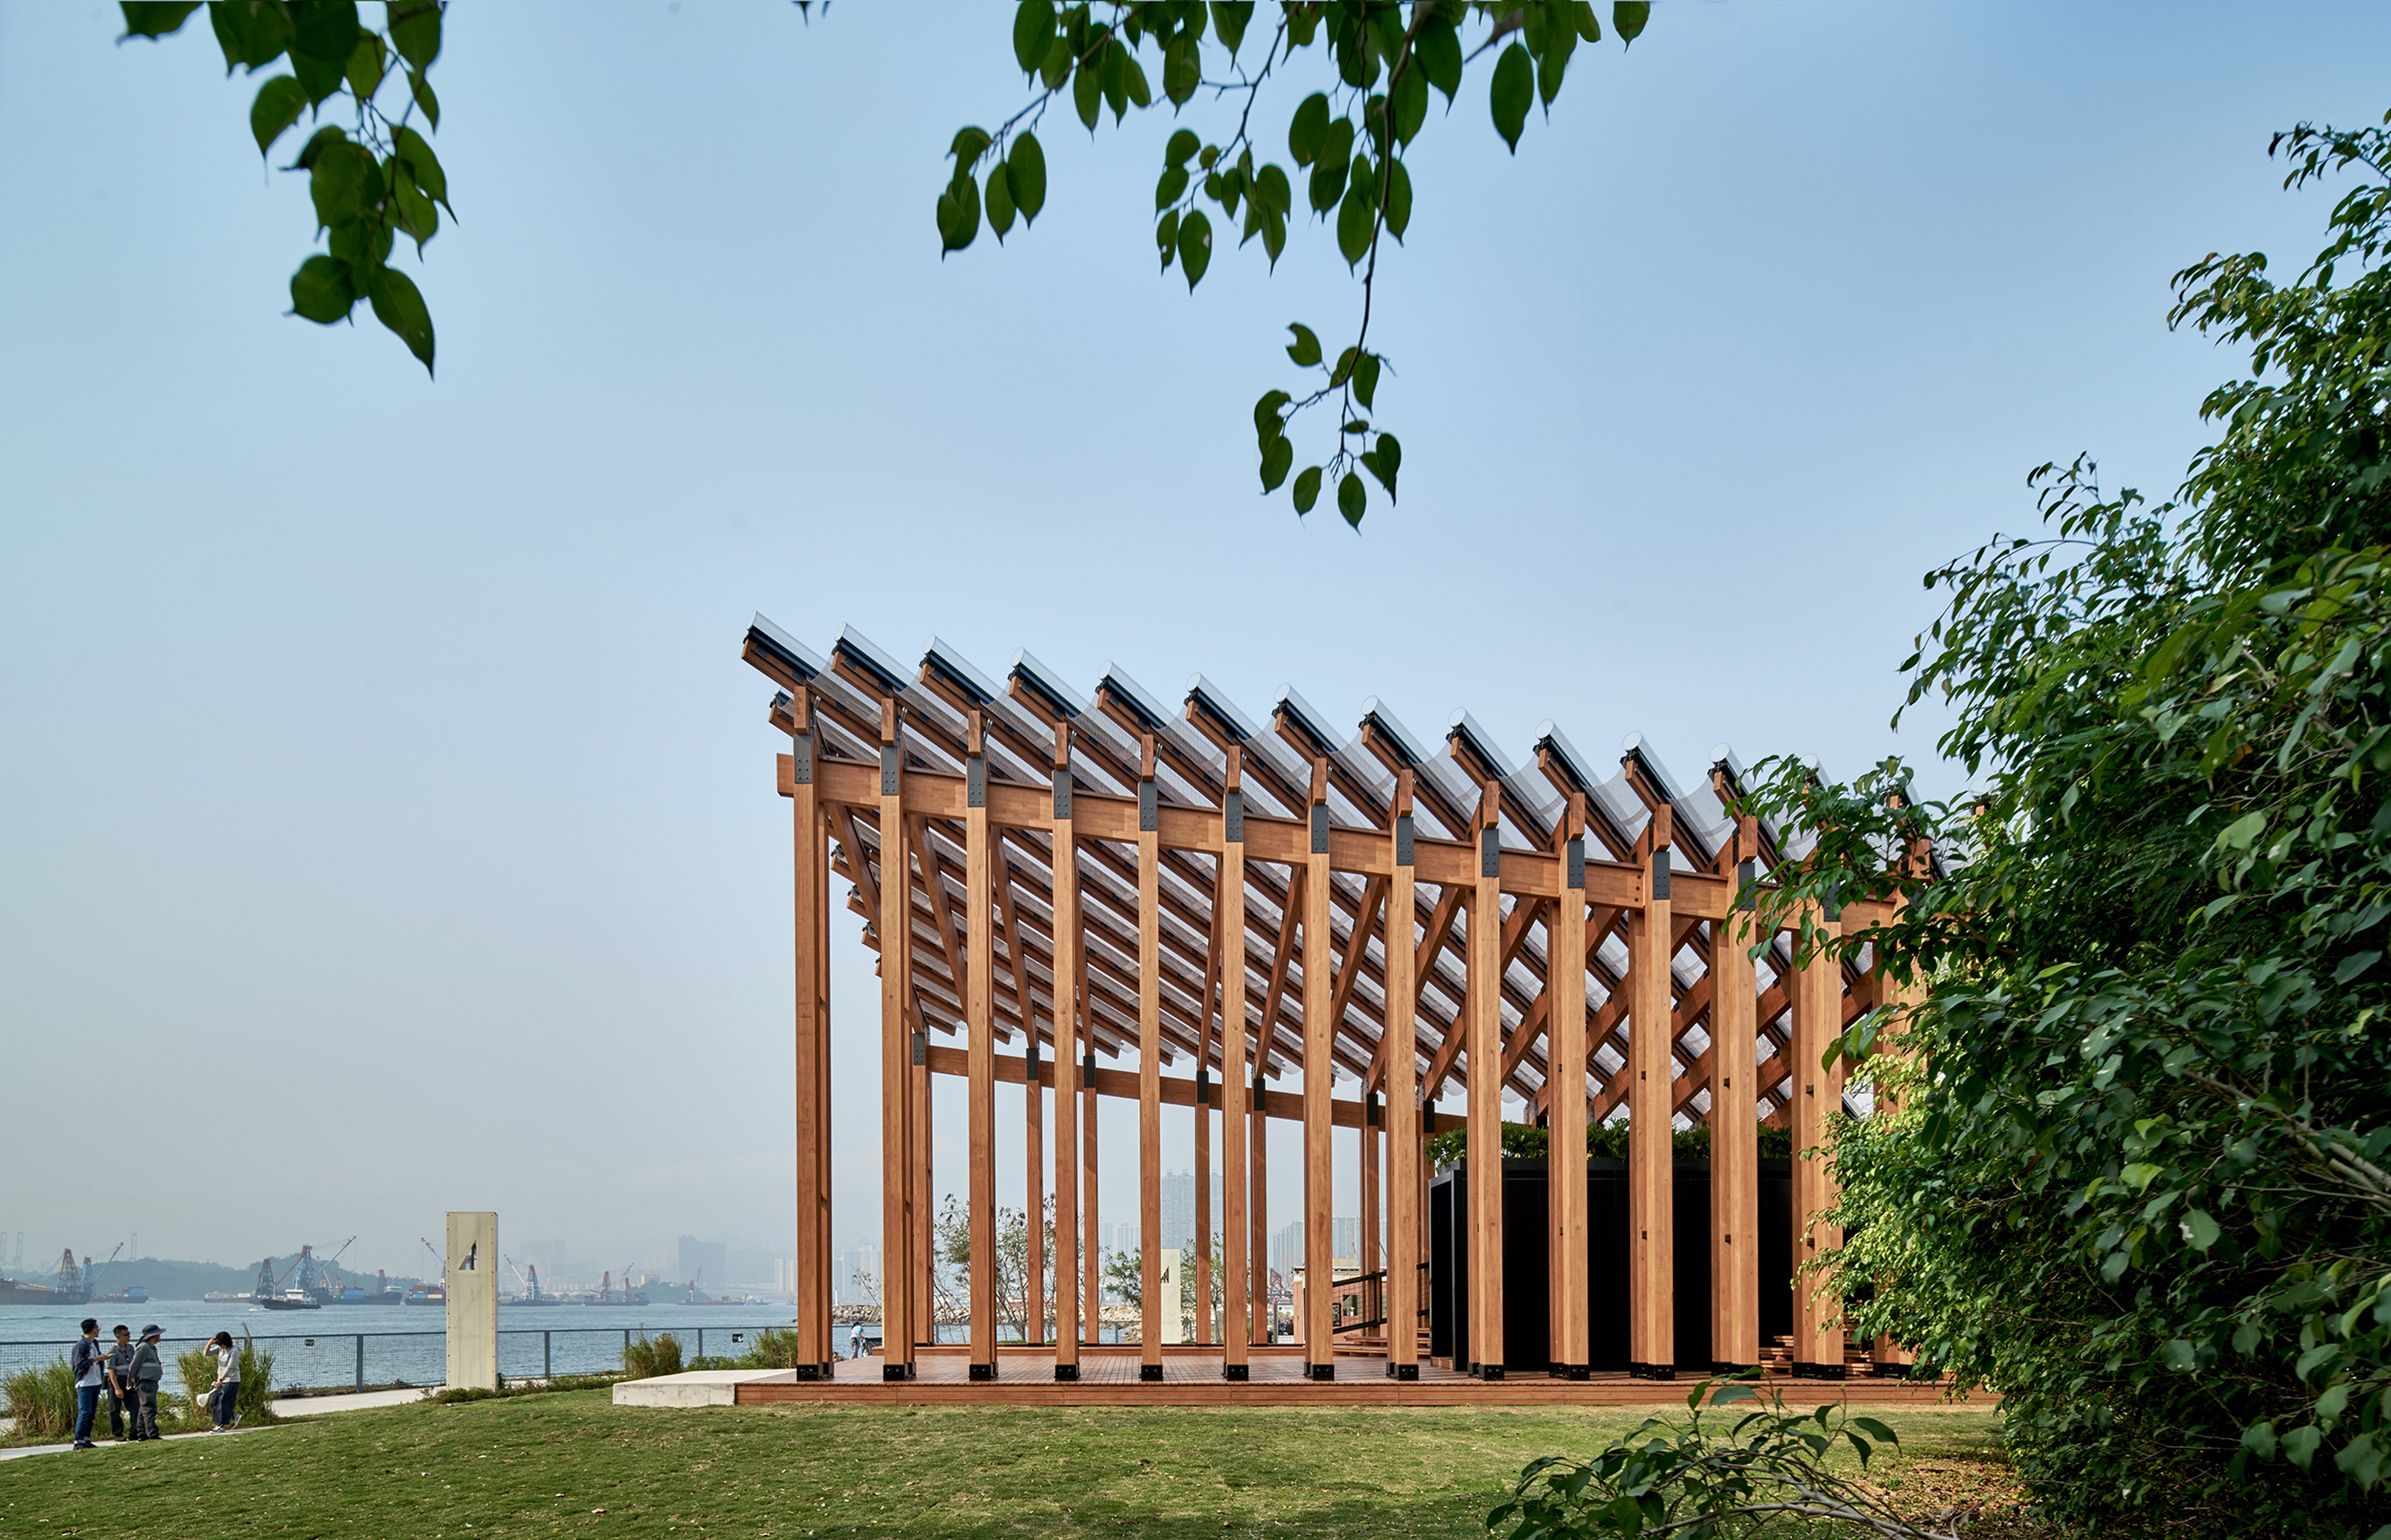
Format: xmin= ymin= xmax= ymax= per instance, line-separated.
xmin=445 ymin=1211 xmax=498 ymax=1391
xmin=1158 ymin=1249 xmax=1184 ymax=1344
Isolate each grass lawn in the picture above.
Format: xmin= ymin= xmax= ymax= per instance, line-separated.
xmin=0 ymin=1389 xmax=2022 ymax=1539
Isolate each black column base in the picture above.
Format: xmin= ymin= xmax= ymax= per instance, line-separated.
xmin=1790 ymin=1361 xmax=1847 ymax=1380
xmin=1627 ymin=1361 xmax=1676 ymax=1381
xmin=1557 ymin=1363 xmax=1590 ymax=1382
xmin=1139 ymin=1363 xmax=1164 ymax=1383
xmin=1054 ymin=1363 xmax=1080 ymax=1382
xmin=1306 ymin=1362 xmax=1335 ymax=1382
xmin=1473 ymin=1363 xmax=1504 ymax=1381
xmin=882 ymin=1363 xmax=912 ymax=1382
xmin=1389 ymin=1362 xmax=1419 ymax=1381
xmin=968 ymin=1362 xmax=996 ymax=1382
xmin=793 ymin=1363 xmax=821 ymax=1382
xmin=1710 ymin=1361 xmax=1759 ymax=1378
xmin=1222 ymin=1363 xmax=1249 ymax=1381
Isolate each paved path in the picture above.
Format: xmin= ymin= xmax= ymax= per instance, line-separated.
xmin=1 ymin=1384 xmax=440 ymax=1462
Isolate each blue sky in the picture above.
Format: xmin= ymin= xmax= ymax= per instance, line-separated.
xmin=4 ymin=1 xmax=2387 ymax=1282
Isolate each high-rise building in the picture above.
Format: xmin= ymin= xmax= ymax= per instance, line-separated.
xmin=1161 ymin=1170 xmax=1194 ymax=1252
xmin=676 ymin=1236 xmax=727 ymax=1290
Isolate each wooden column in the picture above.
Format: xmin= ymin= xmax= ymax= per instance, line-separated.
xmin=1049 ymin=722 xmax=1081 ymax=1379
xmin=1219 ymin=747 xmax=1252 ymax=1378
xmin=1628 ymin=804 xmax=1675 ymax=1379
xmin=1359 ymin=1099 xmax=1379 ymax=1300
xmin=1250 ymin=1037 xmax=1270 ymax=1344
xmin=1385 ymin=769 xmax=1420 ymax=1379
xmin=912 ymin=990 xmax=933 ymax=1355
xmin=1136 ymin=735 xmax=1164 ymax=1379
xmin=1194 ymin=918 xmax=1219 ymax=1346
xmin=876 ymin=700 xmax=914 ymax=1379
xmin=1791 ymin=903 xmax=1847 ymax=1375
xmin=964 ymin=713 xmax=997 ymax=1380
xmin=1466 ymin=779 xmax=1506 ymax=1378
xmin=1550 ymin=793 xmax=1590 ymax=1378
xmin=1710 ymin=802 xmax=1761 ymax=1373
xmin=1080 ymin=939 xmax=1100 ymax=1355
xmin=788 ymin=687 xmax=831 ymax=1378
xmin=1301 ymin=758 xmax=1336 ymax=1379
xmin=1001 ymin=870 xmax=1045 ymax=1347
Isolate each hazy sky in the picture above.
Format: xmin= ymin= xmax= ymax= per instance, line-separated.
xmin=4 ymin=2 xmax=2386 ymax=1284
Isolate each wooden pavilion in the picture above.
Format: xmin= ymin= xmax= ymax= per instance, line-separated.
xmin=741 ymin=616 xmax=1912 ymax=1394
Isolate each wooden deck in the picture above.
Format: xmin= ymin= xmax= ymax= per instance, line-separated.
xmin=733 ymin=1347 xmax=1983 ymax=1408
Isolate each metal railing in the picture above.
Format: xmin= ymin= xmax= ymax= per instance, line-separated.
xmin=1329 ymin=1263 xmax=1431 ymax=1335
xmin=0 ymin=1325 xmax=795 ymax=1392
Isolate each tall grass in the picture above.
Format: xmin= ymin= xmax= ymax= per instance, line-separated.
xmin=620 ymin=1332 xmax=682 ymax=1378
xmin=1 ymin=1359 xmax=76 ymax=1442
xmin=174 ymin=1331 xmax=276 ymax=1424
xmin=740 ymin=1328 xmax=803 ymax=1369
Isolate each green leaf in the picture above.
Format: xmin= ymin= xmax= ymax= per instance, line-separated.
xmin=1155 ymin=164 xmax=1189 ymax=210
xmin=2334 ymin=950 xmax=2381 ymax=983
xmin=388 ymin=0 xmax=441 ymax=70
xmin=395 ymin=126 xmax=448 ymax=210
xmin=1361 ymin=433 xmax=1399 ymax=502
xmin=1155 ymin=208 xmax=1180 ymax=265
xmin=2220 ymin=810 xmax=2268 ymax=851
xmin=1537 ymin=36 xmax=1570 ymax=106
xmin=248 ymin=75 xmax=308 ymax=155
xmin=393 ymin=171 xmax=438 ymax=250
xmin=2285 ymin=1424 xmax=2324 ymax=1470
xmin=2182 ymin=1208 xmax=2221 ymax=1251
xmin=2242 ymin=1421 xmax=2279 ymax=1460
xmin=1292 ymin=465 xmax=1323 ymax=514
xmin=288 ymin=0 xmax=361 ymax=101
xmin=1253 ymin=389 xmax=1291 ymax=438
xmin=1040 ymin=35 xmax=1073 ymax=89
xmin=288 ymin=124 xmax=346 ymax=172
xmin=1613 ymin=1 xmax=1650 ymax=44
xmin=1255 ymin=162 xmax=1290 ymax=215
xmin=2160 ymin=1338 xmax=2197 ymax=1371
xmin=1260 ymin=436 xmax=1293 ymax=493
xmin=1288 ymin=92 xmax=1330 ymax=167
xmin=1335 ymin=183 xmax=1373 ymax=267
xmin=287 ymin=254 xmax=354 ymax=324
xmin=407 ymin=67 xmax=440 ymax=129
xmin=308 ymin=141 xmax=375 ymax=230
xmin=1177 ymin=209 xmax=1212 ymax=288
xmin=1260 ymin=207 xmax=1286 ymax=265
xmin=1121 ymin=51 xmax=1151 ymax=110
xmin=1012 ymin=0 xmax=1053 ymax=73
xmin=1383 ymin=158 xmax=1412 ymax=240
xmin=950 ymin=125 xmax=993 ymax=171
xmin=936 ymin=174 xmax=981 ymax=255
xmin=1210 ymin=0 xmax=1252 ymax=56
xmin=1164 ymin=37 xmax=1198 ymax=105
xmin=1573 ymin=1 xmax=1603 ymax=42
xmin=1166 ymin=128 xmax=1201 ymax=167
xmin=1008 ymin=133 xmax=1047 ymax=222
xmin=984 ymin=162 xmax=1017 ymax=240
xmin=363 ymin=264 xmax=435 ymax=375
xmin=345 ymin=31 xmax=387 ymax=100
xmin=1337 ymin=471 xmax=1366 ymax=529
xmin=1416 ymin=21 xmax=1462 ymax=101
xmin=1490 ymin=43 xmax=1532 ymax=152
xmin=117 ymin=2 xmax=201 ymax=40
xmin=2121 ymin=1162 xmax=2163 ymax=1193
xmin=1286 ymin=323 xmax=1321 ymax=367
xmin=1851 ymin=1416 xmax=1898 ymax=1444
xmin=1072 ymin=54 xmax=1101 ymax=130
xmin=209 ymin=0 xmax=293 ymax=73
xmin=1391 ymin=65 xmax=1428 ymax=146
xmin=1352 ymin=352 xmax=1381 ymax=409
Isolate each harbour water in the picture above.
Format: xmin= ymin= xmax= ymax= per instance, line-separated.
xmin=0 ymin=1300 xmax=801 ymax=1389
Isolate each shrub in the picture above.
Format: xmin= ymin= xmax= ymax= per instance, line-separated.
xmin=740 ymin=1328 xmax=803 ymax=1369
xmin=621 ymin=1332 xmax=682 ymax=1379
xmin=2 ymin=1359 xmax=76 ymax=1442
xmin=174 ymin=1332 xmax=276 ymax=1425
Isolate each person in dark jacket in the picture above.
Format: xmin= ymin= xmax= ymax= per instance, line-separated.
xmin=102 ymin=1324 xmax=134 ymax=1442
xmin=128 ymin=1326 xmax=165 ymax=1440
xmin=68 ymin=1319 xmax=104 ymax=1450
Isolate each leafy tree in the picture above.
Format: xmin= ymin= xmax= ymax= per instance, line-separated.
xmin=120 ymin=1 xmax=450 ymax=373
xmin=1738 ymin=112 xmax=2391 ymax=1535
xmin=933 ymin=1196 xmax=1054 ymax=1338
xmin=116 ymin=1 xmax=1654 ymax=526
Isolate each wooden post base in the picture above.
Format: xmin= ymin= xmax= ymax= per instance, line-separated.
xmin=1306 ymin=1363 xmax=1336 ymax=1382
xmin=968 ymin=1363 xmax=996 ymax=1381
xmin=1054 ymin=1364 xmax=1079 ymax=1382
xmin=1388 ymin=1363 xmax=1419 ymax=1381
xmin=882 ymin=1364 xmax=913 ymax=1383
xmin=1140 ymin=1364 xmax=1164 ymax=1383
xmin=1627 ymin=1362 xmax=1675 ymax=1381
xmin=1791 ymin=1361 xmax=1847 ymax=1380
xmin=1473 ymin=1364 xmax=1505 ymax=1382
xmin=1222 ymin=1364 xmax=1249 ymax=1382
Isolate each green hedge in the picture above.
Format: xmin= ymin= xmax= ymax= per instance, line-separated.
xmin=1425 ymin=1119 xmax=1795 ymax=1170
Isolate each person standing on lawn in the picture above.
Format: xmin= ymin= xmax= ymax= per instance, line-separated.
xmin=128 ymin=1325 xmax=164 ymax=1440
xmin=204 ymin=1330 xmax=240 ymax=1431
xmin=102 ymin=1323 xmax=134 ymax=1442
xmin=69 ymin=1318 xmax=105 ymax=1449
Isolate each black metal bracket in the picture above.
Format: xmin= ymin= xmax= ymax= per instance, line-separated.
xmin=1139 ymin=1364 xmax=1164 ymax=1382
xmin=1054 ymin=1363 xmax=1080 ymax=1382
xmin=968 ymin=1362 xmax=995 ymax=1382
xmin=1222 ymin=1363 xmax=1250 ymax=1382
xmin=1391 ymin=1362 xmax=1419 ymax=1382
xmin=1628 ymin=1361 xmax=1677 ymax=1381
xmin=1306 ymin=1362 xmax=1335 ymax=1382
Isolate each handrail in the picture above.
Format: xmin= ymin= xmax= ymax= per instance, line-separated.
xmin=1329 ymin=1262 xmax=1430 ymax=1335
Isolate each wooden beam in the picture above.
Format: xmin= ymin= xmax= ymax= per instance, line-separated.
xmin=785 ymin=684 xmax=831 ymax=1377
xmin=1550 ymin=794 xmax=1590 ymax=1378
xmin=1047 ymin=723 xmax=1082 ymax=1378
xmin=1385 ymin=770 xmax=1421 ymax=1381
xmin=1629 ymin=805 xmax=1674 ymax=1378
xmin=964 ymin=713 xmax=997 ymax=1379
xmin=1219 ymin=748 xmax=1252 ymax=1376
xmin=1137 ymin=735 xmax=1164 ymax=1378
xmin=1301 ymin=757 xmax=1336 ymax=1379
xmin=1466 ymin=779 xmax=1506 ymax=1378
xmin=877 ymin=701 xmax=915 ymax=1379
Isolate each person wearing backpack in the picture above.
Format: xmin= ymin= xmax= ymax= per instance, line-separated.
xmin=128 ymin=1325 xmax=165 ymax=1440
xmin=68 ymin=1319 xmax=105 ymax=1450
xmin=204 ymin=1330 xmax=241 ymax=1432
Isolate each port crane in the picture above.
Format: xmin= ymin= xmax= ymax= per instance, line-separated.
xmin=81 ymin=1243 xmax=125 ymax=1301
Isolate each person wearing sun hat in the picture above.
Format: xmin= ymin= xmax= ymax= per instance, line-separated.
xmin=128 ymin=1325 xmax=165 ymax=1440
